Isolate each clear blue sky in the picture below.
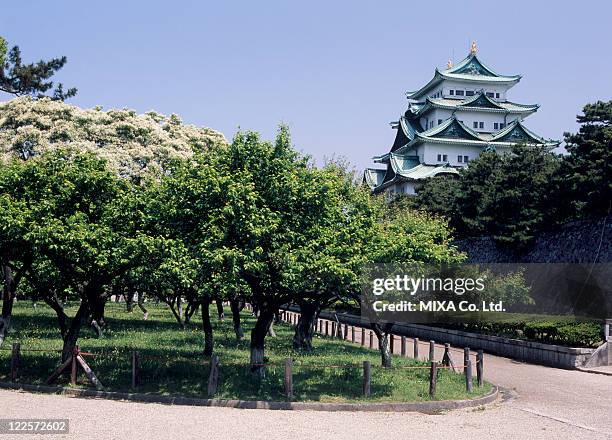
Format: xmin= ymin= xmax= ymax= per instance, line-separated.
xmin=2 ymin=0 xmax=610 ymax=170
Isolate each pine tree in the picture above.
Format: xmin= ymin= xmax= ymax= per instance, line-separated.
xmin=563 ymin=100 xmax=612 ymax=217
xmin=0 ymin=36 xmax=77 ymax=100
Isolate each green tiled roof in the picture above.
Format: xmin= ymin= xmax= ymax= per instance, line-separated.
xmin=406 ymin=54 xmax=521 ymax=99
xmin=418 ymin=116 xmax=482 ymax=141
xmin=363 ymin=168 xmax=387 ymax=189
xmin=371 ymin=154 xmax=459 ymax=193
xmin=445 ymin=54 xmax=520 ymax=79
xmin=389 ymin=154 xmax=420 ymax=174
xmin=392 ymin=116 xmax=558 ymax=153
xmin=415 ymin=92 xmax=539 ymax=115
xmin=489 ymin=119 xmax=550 ymax=143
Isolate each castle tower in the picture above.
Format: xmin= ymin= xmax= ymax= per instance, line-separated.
xmin=364 ymin=43 xmax=557 ymax=196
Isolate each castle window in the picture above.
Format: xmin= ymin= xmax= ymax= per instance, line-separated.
xmin=473 ymin=121 xmax=479 ymax=129
xmin=438 ymin=119 xmax=443 ymax=125
xmin=449 ymin=90 xmax=454 ymax=96
xmin=458 ymin=155 xmax=463 ymax=163
xmin=479 ymin=121 xmax=484 ymax=129
xmin=464 ymin=155 xmax=469 ymax=163
xmin=495 ymin=93 xmax=500 ymax=98
xmin=466 ymin=90 xmax=474 ymax=96
xmin=443 ymin=154 xmax=448 ymax=162
xmin=494 ymin=122 xmax=499 ymax=130
xmin=456 ymin=90 xmax=465 ymax=96
xmin=486 ymin=92 xmax=494 ymax=98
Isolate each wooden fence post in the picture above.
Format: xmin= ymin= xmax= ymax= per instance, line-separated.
xmin=325 ymin=321 xmax=329 ymax=336
xmin=429 ymin=340 xmax=435 ymax=362
xmin=464 ymin=347 xmax=470 ymax=376
xmin=284 ymin=358 xmax=293 ymax=400
xmin=363 ymin=361 xmax=371 ymax=397
xmin=331 ymin=322 xmax=337 ymax=339
xmin=71 ymin=345 xmax=78 ymax=386
xmin=442 ymin=343 xmax=456 ymax=371
xmin=10 ymin=342 xmax=20 ymax=382
xmin=400 ymin=336 xmax=406 ymax=357
xmin=466 ymin=359 xmax=473 ymax=393
xmin=361 ymin=328 xmax=365 ymax=346
xmin=477 ymin=350 xmax=484 ymax=387
xmin=207 ymin=355 xmax=220 ymax=397
xmin=131 ymin=351 xmax=140 ymax=388
xmin=413 ymin=338 xmax=419 ymax=359
xmin=369 ymin=331 xmax=374 ymax=349
xmin=351 ymin=326 xmax=356 ymax=343
xmin=429 ymin=361 xmax=437 ymax=398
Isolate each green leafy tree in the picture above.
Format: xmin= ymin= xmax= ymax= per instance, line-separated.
xmin=453 ymin=150 xmax=501 ymax=237
xmin=415 ymin=145 xmax=561 ymax=248
xmin=563 ymin=100 xmax=612 ymax=217
xmin=0 ymin=165 xmax=33 ymax=346
xmin=144 ymin=148 xmax=240 ymax=355
xmin=489 ymin=143 xmax=561 ymax=248
xmin=367 ymin=207 xmax=465 ymax=366
xmin=414 ymin=175 xmax=461 ymax=220
xmin=291 ymin=162 xmax=380 ymax=350
xmin=1 ymin=150 xmax=148 ymax=360
xmin=0 ymin=37 xmax=77 ymax=100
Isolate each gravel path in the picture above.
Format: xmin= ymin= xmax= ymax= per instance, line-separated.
xmin=3 ymin=341 xmax=611 ymax=440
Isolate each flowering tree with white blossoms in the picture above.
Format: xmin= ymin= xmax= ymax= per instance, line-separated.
xmin=0 ymin=97 xmax=226 ymax=180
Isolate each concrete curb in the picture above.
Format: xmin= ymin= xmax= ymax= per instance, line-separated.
xmin=0 ymin=381 xmax=498 ymax=413
xmin=576 ymin=367 xmax=612 ymax=377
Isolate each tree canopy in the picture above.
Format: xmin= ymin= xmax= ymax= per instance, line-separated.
xmin=0 ymin=97 xmax=226 ymax=179
xmin=562 ymin=100 xmax=612 ymax=217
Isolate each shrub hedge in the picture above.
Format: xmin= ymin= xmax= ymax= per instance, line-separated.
xmin=441 ymin=317 xmax=603 ymax=348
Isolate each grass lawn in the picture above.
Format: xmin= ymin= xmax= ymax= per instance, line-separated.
xmin=0 ymin=301 xmax=491 ymax=403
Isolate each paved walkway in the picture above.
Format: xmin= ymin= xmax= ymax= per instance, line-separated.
xmin=2 ymin=314 xmax=611 ymax=440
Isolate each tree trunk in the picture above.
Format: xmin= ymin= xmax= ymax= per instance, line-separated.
xmin=90 ymin=296 xmax=106 ymax=338
xmin=293 ymin=303 xmax=318 ymax=351
xmin=185 ymin=301 xmax=197 ymax=324
xmin=267 ymin=321 xmax=276 ymax=337
xmin=0 ymin=255 xmax=31 ymax=347
xmin=167 ymin=297 xmax=185 ymax=328
xmin=43 ymin=295 xmax=69 ymax=338
xmin=250 ymin=306 xmax=274 ymax=377
xmin=215 ymin=299 xmax=224 ymax=320
xmin=137 ymin=292 xmax=148 ymax=319
xmin=372 ymin=323 xmax=392 ymax=368
xmin=230 ymin=299 xmax=244 ymax=340
xmin=201 ymin=299 xmax=213 ymax=356
xmin=0 ymin=262 xmax=17 ymax=347
xmin=61 ymin=300 xmax=91 ymax=362
xmin=125 ymin=289 xmax=135 ymax=312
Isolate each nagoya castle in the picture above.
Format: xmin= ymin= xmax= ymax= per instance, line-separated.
xmin=364 ymin=42 xmax=557 ymax=196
